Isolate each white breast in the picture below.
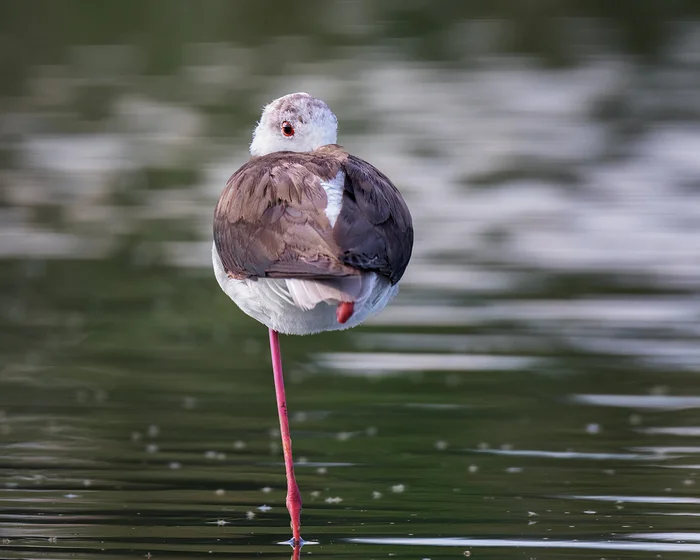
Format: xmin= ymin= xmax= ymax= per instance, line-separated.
xmin=212 ymin=242 xmax=398 ymax=335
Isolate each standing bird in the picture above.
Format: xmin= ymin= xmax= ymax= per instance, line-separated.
xmin=212 ymin=92 xmax=413 ymax=545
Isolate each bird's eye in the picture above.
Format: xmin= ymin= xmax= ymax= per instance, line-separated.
xmin=281 ymin=121 xmax=295 ymax=137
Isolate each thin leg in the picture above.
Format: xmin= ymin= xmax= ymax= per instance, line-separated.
xmin=269 ymin=328 xmax=303 ymax=545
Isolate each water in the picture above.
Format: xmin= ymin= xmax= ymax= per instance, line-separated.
xmin=2 ymin=2 xmax=700 ymax=558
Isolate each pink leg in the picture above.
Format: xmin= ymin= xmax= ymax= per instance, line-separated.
xmin=269 ymin=328 xmax=303 ymax=545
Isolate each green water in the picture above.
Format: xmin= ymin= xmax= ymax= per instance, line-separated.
xmin=2 ymin=2 xmax=700 ymax=558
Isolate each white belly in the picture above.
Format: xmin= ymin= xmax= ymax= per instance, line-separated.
xmin=212 ymin=242 xmax=398 ymax=335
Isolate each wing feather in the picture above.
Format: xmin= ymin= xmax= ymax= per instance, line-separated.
xmin=213 ymin=147 xmax=358 ymax=280
xmin=213 ymin=146 xmax=413 ymax=285
xmin=334 ymin=155 xmax=413 ymax=284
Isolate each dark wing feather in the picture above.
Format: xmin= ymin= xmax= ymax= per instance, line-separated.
xmin=214 ymin=147 xmax=360 ymax=280
xmin=334 ymin=155 xmax=414 ymax=284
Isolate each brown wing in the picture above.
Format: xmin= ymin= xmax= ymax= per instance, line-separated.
xmin=334 ymin=155 xmax=413 ymax=284
xmin=213 ymin=147 xmax=360 ymax=280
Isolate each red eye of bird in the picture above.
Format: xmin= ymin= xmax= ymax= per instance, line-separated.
xmin=281 ymin=121 xmax=295 ymax=137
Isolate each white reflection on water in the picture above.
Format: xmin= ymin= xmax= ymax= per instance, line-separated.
xmin=640 ymin=427 xmax=700 ymax=436
xmin=468 ymin=447 xmax=676 ymax=461
xmin=571 ymin=336 xmax=700 ymax=368
xmin=313 ymin=352 xmax=536 ymax=376
xmin=563 ymin=495 xmax=700 ymax=504
xmin=480 ymin=297 xmax=688 ymax=319
xmin=630 ymin=533 xmax=700 ymax=542
xmin=571 ymin=394 xmax=700 ymax=410
xmin=355 ymin=333 xmax=548 ymax=353
xmin=367 ymin=296 xmax=699 ymax=328
xmin=631 ymin=446 xmax=700 ymax=455
xmin=403 ymin=403 xmax=468 ymax=410
xmin=348 ymin=536 xmax=700 ymax=553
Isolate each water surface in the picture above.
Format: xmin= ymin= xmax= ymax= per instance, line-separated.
xmin=2 ymin=2 xmax=700 ymax=559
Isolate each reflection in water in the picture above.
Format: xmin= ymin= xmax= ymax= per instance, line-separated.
xmin=349 ymin=536 xmax=700 ymax=553
xmin=572 ymin=394 xmax=700 ymax=410
xmin=2 ymin=2 xmax=700 ymax=559
xmin=468 ymin=447 xmax=678 ymax=461
xmin=314 ymin=351 xmax=537 ymax=375
xmin=563 ymin=495 xmax=700 ymax=505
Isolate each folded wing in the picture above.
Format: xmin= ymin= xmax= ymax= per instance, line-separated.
xmin=335 ymin=155 xmax=413 ymax=284
xmin=213 ymin=145 xmax=413 ymax=288
xmin=214 ymin=146 xmax=357 ymax=280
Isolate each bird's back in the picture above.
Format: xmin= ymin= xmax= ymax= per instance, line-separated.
xmin=213 ymin=145 xmax=413 ymax=335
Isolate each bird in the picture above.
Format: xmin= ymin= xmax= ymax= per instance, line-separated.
xmin=212 ymin=92 xmax=413 ymax=545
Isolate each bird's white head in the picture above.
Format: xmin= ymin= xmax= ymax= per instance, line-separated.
xmin=249 ymin=92 xmax=338 ymax=157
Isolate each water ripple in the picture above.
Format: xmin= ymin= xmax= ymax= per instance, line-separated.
xmin=562 ymin=495 xmax=700 ymax=504
xmin=640 ymin=426 xmax=700 ymax=436
xmin=571 ymin=394 xmax=700 ymax=410
xmin=348 ymin=536 xmax=700 ymax=552
xmin=468 ymin=448 xmax=674 ymax=461
xmin=314 ymin=352 xmax=537 ymax=375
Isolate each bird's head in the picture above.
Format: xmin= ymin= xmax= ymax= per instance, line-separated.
xmin=249 ymin=92 xmax=338 ymax=156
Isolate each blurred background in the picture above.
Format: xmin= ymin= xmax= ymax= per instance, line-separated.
xmin=1 ymin=1 xmax=700 ymax=559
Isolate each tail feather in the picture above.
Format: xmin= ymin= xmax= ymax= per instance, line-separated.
xmin=286 ymin=275 xmax=376 ymax=311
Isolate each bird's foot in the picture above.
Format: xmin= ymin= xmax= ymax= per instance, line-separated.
xmin=287 ymin=486 xmax=303 ymax=546
xmin=336 ymin=301 xmax=354 ymax=323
